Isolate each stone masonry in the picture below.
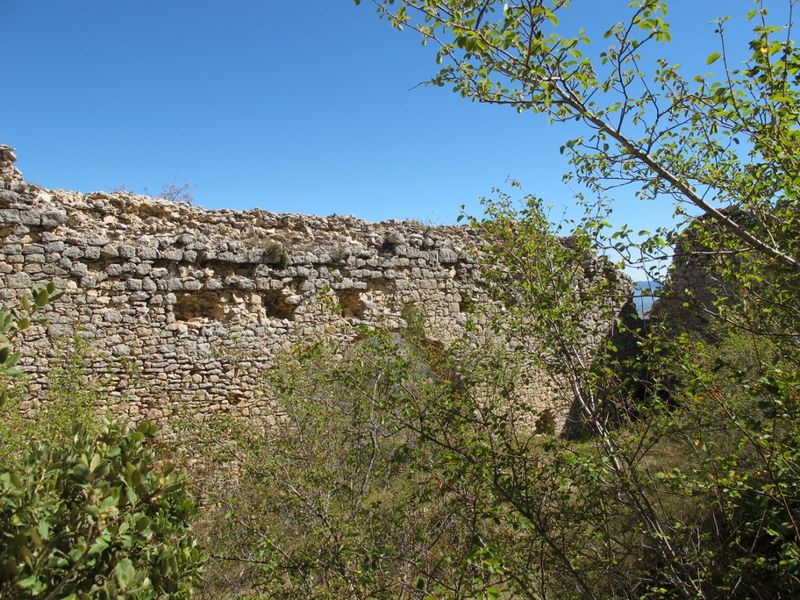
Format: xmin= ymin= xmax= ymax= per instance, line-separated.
xmin=0 ymin=146 xmax=489 ymax=421
xmin=0 ymin=146 xmax=631 ymax=425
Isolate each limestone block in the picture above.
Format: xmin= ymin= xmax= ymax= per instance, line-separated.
xmin=84 ymin=246 xmax=101 ymax=260
xmin=118 ymin=245 xmax=137 ymax=259
xmin=438 ymin=248 xmax=459 ymax=264
xmin=41 ymin=210 xmax=67 ymax=227
xmin=70 ymin=263 xmax=88 ymax=277
xmin=160 ymin=249 xmax=183 ymax=261
xmin=64 ymin=246 xmax=84 ymax=259
xmin=0 ymin=209 xmax=20 ymax=224
xmin=138 ymin=246 xmax=158 ymax=260
xmin=7 ymin=272 xmax=31 ymax=288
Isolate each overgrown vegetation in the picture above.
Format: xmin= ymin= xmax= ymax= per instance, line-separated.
xmin=180 ymin=1 xmax=799 ymax=596
xmin=0 ymin=288 xmax=204 ymax=598
xmin=183 ymin=196 xmax=799 ymax=598
xmin=2 ymin=0 xmax=799 ymax=597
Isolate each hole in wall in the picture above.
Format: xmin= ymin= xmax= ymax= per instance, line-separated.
xmin=174 ymin=291 xmax=226 ymax=322
xmin=262 ymin=290 xmax=297 ymax=320
xmin=336 ymin=289 xmax=364 ymax=319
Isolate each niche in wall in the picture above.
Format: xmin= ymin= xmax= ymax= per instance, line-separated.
xmin=336 ymin=289 xmax=364 ymax=319
xmin=262 ymin=290 xmax=297 ymax=320
xmin=173 ymin=291 xmax=227 ymax=322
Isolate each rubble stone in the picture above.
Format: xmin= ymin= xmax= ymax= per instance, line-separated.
xmin=0 ymin=147 xmax=630 ymax=426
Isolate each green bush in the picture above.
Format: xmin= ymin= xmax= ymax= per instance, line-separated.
xmin=0 ymin=285 xmax=204 ymax=598
xmin=184 ymin=193 xmax=800 ymax=597
xmin=184 ymin=333 xmax=506 ymax=599
xmin=0 ymin=421 xmax=204 ymax=599
xmin=261 ymin=241 xmax=288 ymax=269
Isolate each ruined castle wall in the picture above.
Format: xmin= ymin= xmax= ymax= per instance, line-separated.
xmin=0 ymin=149 xmax=486 ymax=421
xmin=0 ymin=147 xmax=634 ymax=427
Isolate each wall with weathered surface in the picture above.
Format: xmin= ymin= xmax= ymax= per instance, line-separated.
xmin=1 ymin=146 xmax=490 ymax=421
xmin=0 ymin=146 xmax=632 ymax=426
xmin=652 ymin=212 xmax=751 ymax=334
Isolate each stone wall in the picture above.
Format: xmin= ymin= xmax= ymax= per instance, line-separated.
xmin=0 ymin=146 xmax=631 ymax=425
xmin=652 ymin=211 xmax=749 ymax=335
xmin=1 ymin=146 xmax=489 ymax=421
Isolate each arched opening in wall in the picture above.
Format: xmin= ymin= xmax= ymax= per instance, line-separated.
xmin=336 ymin=289 xmax=364 ymax=319
xmin=262 ymin=290 xmax=296 ymax=320
xmin=174 ymin=292 xmax=226 ymax=323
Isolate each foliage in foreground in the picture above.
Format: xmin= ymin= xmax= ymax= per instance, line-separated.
xmin=0 ymin=422 xmax=204 ymax=599
xmin=184 ymin=332 xmax=506 ymax=599
xmin=186 ymin=315 xmax=800 ymax=598
xmin=340 ymin=1 xmax=800 ymax=595
xmin=0 ymin=288 xmax=204 ymax=599
xmin=182 ymin=195 xmax=800 ymax=599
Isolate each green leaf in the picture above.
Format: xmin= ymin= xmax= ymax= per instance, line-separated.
xmin=17 ymin=575 xmax=42 ymax=591
xmin=6 ymin=352 xmax=20 ymax=367
xmin=114 ymin=558 xmax=136 ymax=590
xmin=37 ymin=520 xmax=50 ymax=541
xmin=88 ymin=535 xmax=110 ymax=556
xmin=706 ymin=52 xmax=721 ymax=65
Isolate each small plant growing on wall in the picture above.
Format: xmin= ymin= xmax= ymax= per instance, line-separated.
xmin=261 ymin=241 xmax=288 ymax=269
xmin=158 ymin=182 xmax=196 ymax=204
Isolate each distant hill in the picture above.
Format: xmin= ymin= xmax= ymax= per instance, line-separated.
xmin=633 ymin=281 xmax=661 ymax=316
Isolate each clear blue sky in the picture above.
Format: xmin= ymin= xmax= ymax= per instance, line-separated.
xmin=1 ymin=1 xmax=760 ymax=234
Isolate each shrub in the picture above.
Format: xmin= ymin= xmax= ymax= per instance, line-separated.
xmin=0 ymin=421 xmax=204 ymax=598
xmin=158 ymin=183 xmax=195 ymax=204
xmin=261 ymin=241 xmax=288 ymax=269
xmin=183 ymin=332 xmax=512 ymax=599
xmin=0 ymin=285 xmax=204 ymax=598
